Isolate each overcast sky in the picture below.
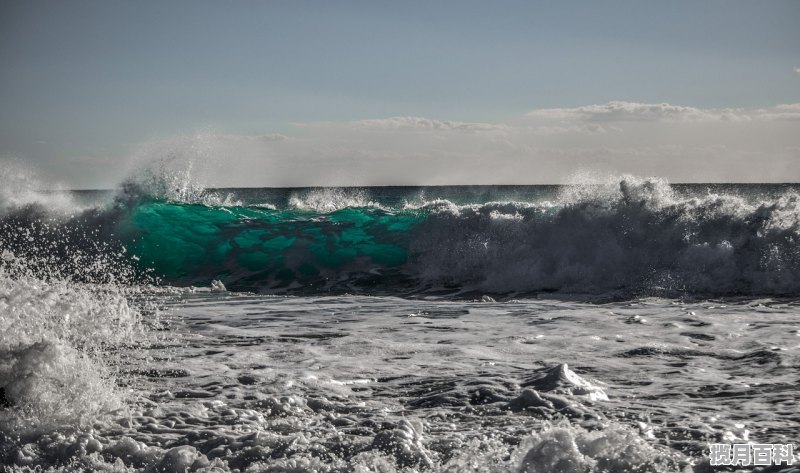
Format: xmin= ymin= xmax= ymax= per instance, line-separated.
xmin=1 ymin=0 xmax=798 ymax=188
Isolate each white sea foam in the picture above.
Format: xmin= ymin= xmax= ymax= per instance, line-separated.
xmin=0 ymin=264 xmax=142 ymax=434
xmin=514 ymin=422 xmax=691 ymax=473
xmin=2 ymin=287 xmax=796 ymax=471
xmin=288 ymin=187 xmax=382 ymax=212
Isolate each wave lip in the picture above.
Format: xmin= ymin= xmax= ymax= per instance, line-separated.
xmin=288 ymin=187 xmax=383 ymax=212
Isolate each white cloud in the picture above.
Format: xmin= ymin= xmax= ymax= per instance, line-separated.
xmin=755 ymin=103 xmax=800 ymax=121
xmin=298 ymin=116 xmax=508 ymax=133
xmin=524 ymin=101 xmax=765 ymax=122
xmin=794 ymin=67 xmax=800 ymax=75
xmin=352 ymin=116 xmax=507 ymax=133
xmin=215 ymin=132 xmax=292 ymax=142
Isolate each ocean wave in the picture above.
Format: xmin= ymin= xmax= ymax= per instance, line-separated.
xmin=1 ymin=172 xmax=798 ymax=297
xmin=411 ymin=177 xmax=800 ymax=296
xmin=118 ymin=177 xmax=800 ymax=297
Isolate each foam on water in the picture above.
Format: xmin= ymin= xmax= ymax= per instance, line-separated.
xmin=288 ymin=187 xmax=382 ymax=212
xmin=2 ymin=280 xmax=799 ymax=471
xmin=0 ymin=256 xmax=142 ymax=435
xmin=514 ymin=423 xmax=691 ymax=473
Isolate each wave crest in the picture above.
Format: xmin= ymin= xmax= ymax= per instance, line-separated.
xmin=288 ymin=187 xmax=381 ymax=212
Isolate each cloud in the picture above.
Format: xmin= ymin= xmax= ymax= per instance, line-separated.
xmin=756 ymin=103 xmax=800 ymax=121
xmin=523 ymin=101 xmax=765 ymax=123
xmin=297 ymin=116 xmax=508 ymax=133
xmin=795 ymin=67 xmax=800 ymax=75
xmin=215 ymin=133 xmax=292 ymax=142
xmin=350 ymin=116 xmax=508 ymax=133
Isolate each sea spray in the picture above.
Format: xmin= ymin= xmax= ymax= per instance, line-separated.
xmin=288 ymin=187 xmax=382 ymax=213
xmin=0 ymin=255 xmax=143 ymax=435
xmin=0 ymin=165 xmax=154 ymax=466
xmin=0 ymin=160 xmax=77 ymax=216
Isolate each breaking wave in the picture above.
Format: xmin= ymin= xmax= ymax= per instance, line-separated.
xmin=411 ymin=178 xmax=800 ymax=296
xmin=2 ymin=171 xmax=799 ymax=297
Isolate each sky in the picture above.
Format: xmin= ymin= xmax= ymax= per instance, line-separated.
xmin=0 ymin=0 xmax=798 ymax=188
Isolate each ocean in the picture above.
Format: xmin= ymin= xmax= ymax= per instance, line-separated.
xmin=1 ymin=176 xmax=798 ymax=472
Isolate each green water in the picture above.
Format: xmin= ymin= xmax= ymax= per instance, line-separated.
xmin=120 ymin=200 xmax=424 ymax=289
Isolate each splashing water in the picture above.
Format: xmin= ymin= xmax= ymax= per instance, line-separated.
xmin=0 ymin=160 xmax=77 ymax=216
xmin=288 ymin=187 xmax=382 ymax=212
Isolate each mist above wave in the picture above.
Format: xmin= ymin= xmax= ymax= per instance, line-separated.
xmin=0 ymin=161 xmax=80 ymax=216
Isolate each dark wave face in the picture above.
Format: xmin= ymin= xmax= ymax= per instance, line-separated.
xmin=3 ymin=178 xmax=800 ymax=297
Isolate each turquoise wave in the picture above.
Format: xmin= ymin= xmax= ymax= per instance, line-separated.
xmin=118 ymin=200 xmax=424 ymax=291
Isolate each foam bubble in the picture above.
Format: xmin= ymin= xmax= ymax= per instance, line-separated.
xmin=0 ymin=253 xmax=144 ymax=434
xmin=515 ymin=423 xmax=692 ymax=473
xmin=0 ymin=340 xmax=124 ymax=433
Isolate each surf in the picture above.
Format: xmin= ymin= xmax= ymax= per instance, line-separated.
xmin=1 ymin=163 xmax=798 ymax=297
xmin=113 ymin=178 xmax=800 ymax=297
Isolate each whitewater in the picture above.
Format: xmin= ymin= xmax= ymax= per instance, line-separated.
xmin=0 ymin=169 xmax=798 ymax=472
